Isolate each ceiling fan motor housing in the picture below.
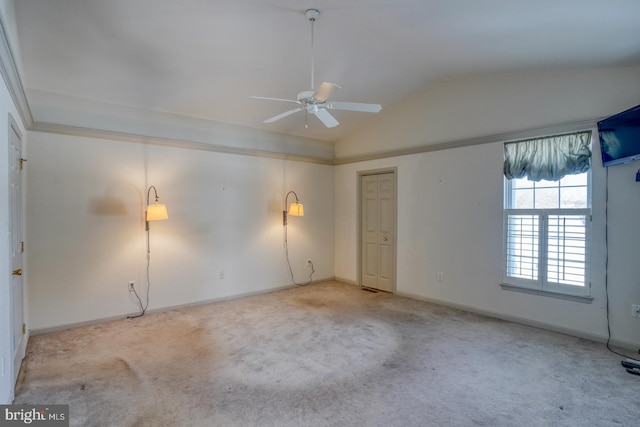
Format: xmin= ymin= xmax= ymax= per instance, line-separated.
xmin=297 ymin=90 xmax=317 ymax=103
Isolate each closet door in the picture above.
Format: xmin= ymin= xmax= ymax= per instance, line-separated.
xmin=360 ymin=172 xmax=395 ymax=292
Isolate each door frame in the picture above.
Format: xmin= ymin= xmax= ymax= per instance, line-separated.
xmin=357 ymin=167 xmax=397 ymax=293
xmin=8 ymin=113 xmax=26 ymax=400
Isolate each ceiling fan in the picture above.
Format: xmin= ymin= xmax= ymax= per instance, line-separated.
xmin=249 ymin=9 xmax=382 ymax=129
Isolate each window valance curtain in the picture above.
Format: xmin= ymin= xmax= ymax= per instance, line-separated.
xmin=503 ymin=131 xmax=592 ymax=181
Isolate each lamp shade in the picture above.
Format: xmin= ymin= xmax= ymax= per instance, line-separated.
xmin=146 ymin=203 xmax=168 ymax=221
xmin=288 ymin=202 xmax=304 ymax=217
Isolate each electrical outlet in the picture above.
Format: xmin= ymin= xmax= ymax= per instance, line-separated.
xmin=632 ymin=304 xmax=640 ymax=318
xmin=437 ymin=272 xmax=444 ymax=282
xmin=219 ymin=271 xmax=224 ymax=280
xmin=128 ymin=281 xmax=135 ymax=291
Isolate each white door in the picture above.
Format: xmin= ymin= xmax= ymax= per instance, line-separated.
xmin=9 ymin=117 xmax=25 ymax=385
xmin=360 ymin=172 xmax=396 ymax=292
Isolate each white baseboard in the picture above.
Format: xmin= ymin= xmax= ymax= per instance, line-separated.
xmin=31 ymin=280 xmax=636 ymax=353
xmin=334 ymin=276 xmax=358 ymax=286
xmin=31 ymin=277 xmax=336 ymax=335
xmin=397 ymin=291 xmax=640 ymax=352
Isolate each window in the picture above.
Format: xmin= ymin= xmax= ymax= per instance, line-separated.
xmin=502 ymin=131 xmax=592 ymax=298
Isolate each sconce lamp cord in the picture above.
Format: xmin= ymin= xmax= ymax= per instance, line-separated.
xmin=285 ymin=240 xmax=314 ymax=286
xmin=127 ymin=256 xmax=151 ymax=319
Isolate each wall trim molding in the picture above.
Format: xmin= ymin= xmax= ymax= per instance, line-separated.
xmin=334 ymin=118 xmax=599 ymax=165
xmin=30 ymin=121 xmax=334 ymax=165
xmin=397 ymin=290 xmax=639 ymax=352
xmin=0 ymin=15 xmax=33 ymax=128
xmin=30 ymin=117 xmax=601 ymax=167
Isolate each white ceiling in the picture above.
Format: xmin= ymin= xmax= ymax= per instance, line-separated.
xmin=13 ymin=0 xmax=640 ymax=143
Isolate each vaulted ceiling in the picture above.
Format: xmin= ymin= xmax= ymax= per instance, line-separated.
xmin=13 ymin=0 xmax=640 ymax=143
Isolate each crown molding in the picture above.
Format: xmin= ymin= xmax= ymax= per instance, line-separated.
xmin=30 ymin=121 xmax=334 ymax=165
xmin=0 ymin=14 xmax=33 ymax=128
xmin=333 ymin=118 xmax=600 ymax=165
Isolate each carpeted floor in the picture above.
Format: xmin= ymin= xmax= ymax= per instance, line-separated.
xmin=14 ymin=281 xmax=640 ymax=426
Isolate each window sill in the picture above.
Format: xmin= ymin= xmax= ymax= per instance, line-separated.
xmin=500 ymin=283 xmax=593 ymax=304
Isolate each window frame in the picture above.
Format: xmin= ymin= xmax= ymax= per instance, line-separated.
xmin=502 ymin=173 xmax=592 ymax=298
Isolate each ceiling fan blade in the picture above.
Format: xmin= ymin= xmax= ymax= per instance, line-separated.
xmin=326 ymin=101 xmax=382 ymax=113
xmin=313 ymin=82 xmax=340 ymax=102
xmin=314 ymin=108 xmax=339 ymax=128
xmin=263 ymin=107 xmax=303 ymax=123
xmin=249 ymin=96 xmax=302 ymax=106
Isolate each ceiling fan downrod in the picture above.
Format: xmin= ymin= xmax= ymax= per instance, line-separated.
xmin=306 ymin=9 xmax=320 ymax=92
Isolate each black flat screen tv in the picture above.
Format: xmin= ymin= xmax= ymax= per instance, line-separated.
xmin=598 ymin=104 xmax=640 ymax=167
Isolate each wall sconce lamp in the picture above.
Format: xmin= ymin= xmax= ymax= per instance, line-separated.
xmin=282 ymin=190 xmax=314 ymax=286
xmin=129 ymin=185 xmax=168 ymax=319
xmin=146 ymin=185 xmax=168 ymax=229
xmin=283 ymin=190 xmax=304 ymax=226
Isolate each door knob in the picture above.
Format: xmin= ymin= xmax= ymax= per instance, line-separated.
xmin=12 ymin=268 xmax=22 ymax=276
xmin=383 ymin=236 xmax=388 ymax=242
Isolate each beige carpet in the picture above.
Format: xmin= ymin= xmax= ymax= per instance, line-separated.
xmin=14 ymin=281 xmax=640 ymax=426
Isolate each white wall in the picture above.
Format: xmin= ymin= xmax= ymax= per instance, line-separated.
xmin=26 ymin=132 xmax=333 ymax=331
xmin=335 ymin=66 xmax=640 ymax=348
xmin=605 ymin=160 xmax=640 ymax=348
